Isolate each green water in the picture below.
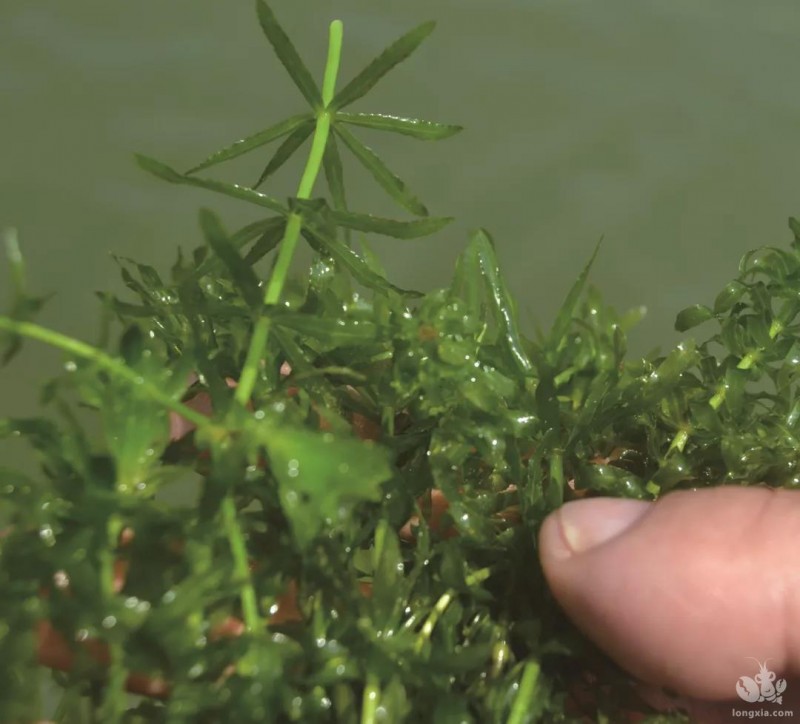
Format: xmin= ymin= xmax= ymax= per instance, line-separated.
xmin=2 ymin=0 xmax=800 ymax=466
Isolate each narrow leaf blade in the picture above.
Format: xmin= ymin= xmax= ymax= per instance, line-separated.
xmin=272 ymin=311 xmax=376 ymax=346
xmin=323 ymin=132 xmax=347 ymax=211
xmin=336 ymin=112 xmax=462 ymax=141
xmin=547 ymin=238 xmax=603 ymax=356
xmin=331 ymin=209 xmax=452 ymax=240
xmin=256 ymin=0 xmax=322 ymax=108
xmin=470 ymin=229 xmax=533 ymax=375
xmin=136 ymin=155 xmax=286 ymax=214
xmin=331 ymin=21 xmax=436 ymax=110
xmin=198 ymin=209 xmax=262 ymax=310
xmin=290 ymin=199 xmax=420 ymax=296
xmin=254 ymin=120 xmax=315 ymax=188
xmin=335 ymin=125 xmax=428 ymax=216
xmin=186 ymin=114 xmax=312 ymax=174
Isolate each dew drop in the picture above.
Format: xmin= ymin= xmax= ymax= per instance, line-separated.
xmin=101 ymin=615 xmax=117 ymax=629
xmin=64 ymin=361 xmax=78 ymax=373
xmin=188 ymin=663 xmax=204 ymax=679
xmin=39 ymin=525 xmax=55 ymax=547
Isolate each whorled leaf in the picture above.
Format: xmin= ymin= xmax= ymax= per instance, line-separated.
xmin=334 ymin=125 xmax=428 ymax=216
xmin=331 ymin=208 xmax=452 ymax=240
xmin=256 ymin=0 xmax=322 ymax=108
xmin=198 ymin=209 xmax=263 ymax=311
xmin=330 ymin=21 xmax=436 ymax=111
xmin=186 ymin=113 xmax=312 ymax=175
xmin=136 ymin=155 xmax=285 ymax=214
xmin=254 ymin=119 xmax=315 ymax=188
xmin=335 ymin=112 xmax=462 ymax=141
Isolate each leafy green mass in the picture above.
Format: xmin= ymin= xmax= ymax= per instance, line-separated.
xmin=1 ymin=2 xmax=799 ymax=721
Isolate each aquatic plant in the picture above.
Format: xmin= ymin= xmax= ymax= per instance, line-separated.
xmin=2 ymin=2 xmax=800 ymax=721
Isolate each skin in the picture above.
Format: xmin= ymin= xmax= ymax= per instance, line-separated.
xmin=538 ymin=487 xmax=800 ymax=720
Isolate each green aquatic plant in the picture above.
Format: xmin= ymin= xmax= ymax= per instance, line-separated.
xmin=2 ymin=2 xmax=800 ymax=721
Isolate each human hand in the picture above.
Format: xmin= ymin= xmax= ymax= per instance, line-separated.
xmin=538 ymin=486 xmax=800 ymax=721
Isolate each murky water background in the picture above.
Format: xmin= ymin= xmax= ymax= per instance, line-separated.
xmin=2 ymin=0 xmax=800 ymax=470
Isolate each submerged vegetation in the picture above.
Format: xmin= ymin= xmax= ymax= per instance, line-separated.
xmin=2 ymin=2 xmax=800 ymax=721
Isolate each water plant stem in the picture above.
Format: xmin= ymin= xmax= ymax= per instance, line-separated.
xmin=221 ymin=495 xmax=261 ymax=632
xmin=99 ymin=514 xmax=126 ymax=722
xmin=507 ymin=661 xmax=541 ymax=724
xmin=0 ymin=317 xmax=218 ymax=433
xmin=360 ymin=673 xmax=380 ymax=724
xmin=236 ymin=20 xmax=344 ymax=405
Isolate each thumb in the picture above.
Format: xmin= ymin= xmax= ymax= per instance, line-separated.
xmin=538 ymin=486 xmax=800 ymax=701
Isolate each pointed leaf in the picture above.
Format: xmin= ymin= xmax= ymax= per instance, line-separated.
xmin=790 ymin=216 xmax=800 ymax=244
xmin=243 ymin=218 xmax=286 ymax=266
xmin=323 ymin=132 xmax=347 ymax=211
xmin=186 ymin=113 xmax=312 ymax=174
xmin=254 ymin=120 xmax=315 ymax=188
xmin=2 ymin=229 xmax=49 ymax=365
xmin=336 ymin=112 xmax=462 ymax=140
xmin=451 ymin=238 xmax=482 ymax=319
xmin=331 ymin=209 xmax=451 ymax=239
xmin=469 ymin=229 xmax=533 ymax=375
xmin=675 ymin=304 xmax=714 ymax=332
xmin=290 ymin=198 xmax=420 ymax=296
xmin=256 ymin=0 xmax=322 ymax=108
xmin=547 ymin=238 xmax=602 ymax=356
xmin=3 ymin=227 xmax=25 ymax=295
xmin=136 ymin=155 xmax=286 ymax=213
xmin=191 ymin=217 xmax=285 ymax=280
xmin=272 ymin=312 xmax=376 ymax=346
xmin=335 ymin=125 xmax=428 ymax=216
xmin=331 ymin=21 xmax=436 ymax=110
xmin=257 ymin=422 xmax=391 ymax=547
xmin=198 ymin=209 xmax=262 ymax=310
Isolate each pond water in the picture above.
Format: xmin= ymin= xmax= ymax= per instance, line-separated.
xmin=2 ymin=0 xmax=800 ymax=466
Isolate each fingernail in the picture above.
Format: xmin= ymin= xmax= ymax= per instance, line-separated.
xmin=554 ymin=498 xmax=652 ymax=559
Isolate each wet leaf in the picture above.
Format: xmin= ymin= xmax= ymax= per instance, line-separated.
xmin=186 ymin=114 xmax=312 ymax=174
xmin=256 ymin=422 xmax=391 ymax=547
xmin=331 ymin=21 xmax=436 ymax=110
xmin=331 ymin=209 xmax=452 ymax=239
xmin=135 ymin=155 xmax=286 ymax=213
xmin=323 ymin=132 xmax=347 ymax=211
xmin=675 ymin=304 xmax=714 ymax=332
xmin=198 ymin=209 xmax=263 ymax=310
xmin=334 ymin=125 xmax=428 ymax=216
xmin=256 ymin=0 xmax=322 ymax=108
xmin=254 ymin=119 xmax=315 ymax=188
xmin=335 ymin=112 xmax=462 ymax=140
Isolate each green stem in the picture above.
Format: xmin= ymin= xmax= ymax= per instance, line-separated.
xmin=507 ymin=661 xmax=541 ymax=724
xmin=709 ymin=386 xmax=726 ymax=410
xmin=221 ymin=495 xmax=261 ymax=632
xmin=667 ymin=427 xmax=689 ymax=454
xmin=737 ymin=350 xmax=759 ymax=370
xmin=0 ymin=317 xmax=219 ymax=434
xmin=413 ymin=570 xmax=490 ymax=648
xmin=360 ymin=673 xmax=380 ymax=724
xmin=236 ymin=20 xmax=344 ymax=405
xmin=99 ymin=515 xmax=125 ymax=723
